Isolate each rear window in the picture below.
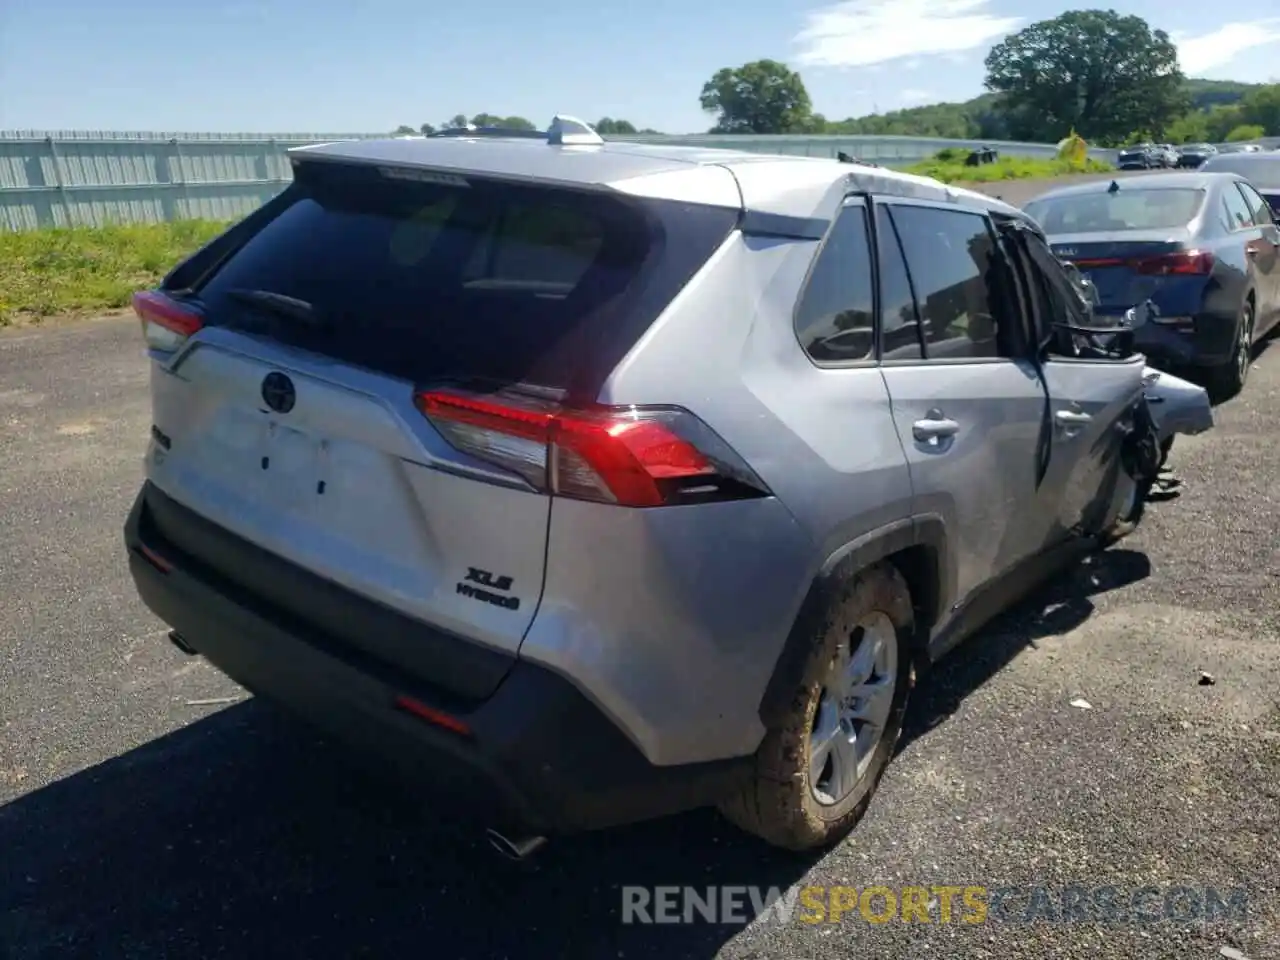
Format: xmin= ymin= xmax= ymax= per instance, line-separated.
xmin=1201 ymin=157 xmax=1280 ymax=190
xmin=1024 ymin=188 xmax=1205 ymax=233
xmin=182 ymin=161 xmax=737 ymax=394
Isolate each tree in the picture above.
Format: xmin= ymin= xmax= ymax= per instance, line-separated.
xmin=1240 ymin=84 xmax=1280 ymax=135
xmin=1165 ymin=112 xmax=1210 ymax=144
xmin=699 ymin=59 xmax=813 ymax=134
xmin=983 ymin=11 xmax=1186 ymax=144
xmin=419 ymin=122 xmax=436 ymax=136
xmin=1225 ymin=124 xmax=1266 ymax=142
xmin=1204 ymin=105 xmax=1244 ymax=142
xmin=392 ymin=124 xmax=418 ymax=136
xmin=595 ymin=117 xmax=637 ymax=135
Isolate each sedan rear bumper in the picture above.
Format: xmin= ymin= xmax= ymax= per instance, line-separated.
xmin=1099 ymin=311 xmax=1238 ymax=368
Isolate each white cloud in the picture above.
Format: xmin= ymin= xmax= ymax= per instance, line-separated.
xmin=1175 ymin=20 xmax=1280 ymax=74
xmin=793 ymin=0 xmax=1022 ymax=68
xmin=899 ymin=89 xmax=938 ymax=104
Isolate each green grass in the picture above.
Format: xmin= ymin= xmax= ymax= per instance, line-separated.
xmin=0 ymin=220 xmax=230 ymax=324
xmin=903 ymin=154 xmax=1114 ymax=184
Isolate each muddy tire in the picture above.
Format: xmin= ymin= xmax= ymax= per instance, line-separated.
xmin=719 ymin=563 xmax=914 ymax=851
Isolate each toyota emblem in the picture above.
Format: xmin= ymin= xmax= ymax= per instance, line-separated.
xmin=261 ymin=372 xmax=296 ymax=414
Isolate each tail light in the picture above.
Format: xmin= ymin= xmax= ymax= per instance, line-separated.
xmin=133 ymin=290 xmax=204 ymax=351
xmin=414 ymin=388 xmax=771 ymax=508
xmin=1133 ymin=251 xmax=1215 ymax=276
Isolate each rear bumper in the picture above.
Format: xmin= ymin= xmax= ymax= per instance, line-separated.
xmin=124 ymin=483 xmax=750 ymax=834
xmin=1112 ymin=313 xmax=1238 ymax=368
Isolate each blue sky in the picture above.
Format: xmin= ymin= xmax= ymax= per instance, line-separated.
xmin=1 ymin=0 xmax=1278 ymax=134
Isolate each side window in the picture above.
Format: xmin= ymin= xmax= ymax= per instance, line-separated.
xmin=888 ymin=205 xmax=1003 ymax=359
xmin=875 ymin=207 xmax=924 ymax=361
xmin=794 ymin=204 xmax=875 ymax=363
xmin=1222 ymin=185 xmax=1255 ymax=231
xmin=1237 ymin=182 xmax=1275 ymax=226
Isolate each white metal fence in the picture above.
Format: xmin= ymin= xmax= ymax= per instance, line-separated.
xmin=1 ymin=129 xmax=1272 ymax=232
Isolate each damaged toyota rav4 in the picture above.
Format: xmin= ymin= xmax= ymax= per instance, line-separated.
xmin=124 ymin=117 xmax=1211 ymax=855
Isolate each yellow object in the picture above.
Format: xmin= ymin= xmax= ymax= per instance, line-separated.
xmin=1057 ymin=130 xmax=1089 ymax=165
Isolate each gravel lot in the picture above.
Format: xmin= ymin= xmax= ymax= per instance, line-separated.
xmin=1 ymin=311 xmax=1277 ymax=960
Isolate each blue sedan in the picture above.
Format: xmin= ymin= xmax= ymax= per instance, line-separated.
xmin=1024 ymin=172 xmax=1280 ymax=398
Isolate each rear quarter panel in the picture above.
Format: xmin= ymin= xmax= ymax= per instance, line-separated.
xmin=520 ymin=231 xmax=914 ymax=766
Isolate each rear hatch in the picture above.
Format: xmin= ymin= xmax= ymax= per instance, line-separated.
xmin=140 ymin=155 xmax=739 ymax=700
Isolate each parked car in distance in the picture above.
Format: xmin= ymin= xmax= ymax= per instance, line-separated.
xmin=125 ymin=117 xmax=1181 ymax=856
xmin=1155 ymin=145 xmax=1179 ymax=168
xmin=1199 ymin=150 xmax=1280 ymax=217
xmin=1177 ymin=143 xmax=1219 ymax=168
xmin=1024 ymin=172 xmax=1280 ymax=398
xmin=1117 ymin=143 xmax=1162 ymax=169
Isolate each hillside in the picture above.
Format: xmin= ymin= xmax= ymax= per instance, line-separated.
xmin=821 ymin=78 xmax=1269 ymax=143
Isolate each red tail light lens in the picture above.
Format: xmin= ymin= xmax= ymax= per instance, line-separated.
xmin=133 ymin=290 xmax=204 ymax=351
xmin=1133 ymin=251 xmax=1215 ymax=275
xmin=414 ymin=388 xmax=770 ymax=508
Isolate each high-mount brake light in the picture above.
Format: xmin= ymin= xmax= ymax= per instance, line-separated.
xmin=133 ymin=290 xmax=204 ymax=351
xmin=413 ymin=388 xmax=770 ymax=508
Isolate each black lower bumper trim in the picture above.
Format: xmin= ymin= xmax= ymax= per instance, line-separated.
xmin=124 ymin=483 xmax=750 ymax=834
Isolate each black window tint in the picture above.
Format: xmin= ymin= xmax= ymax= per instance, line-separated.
xmin=889 ymin=206 xmax=1002 ymax=359
xmin=1223 ymin=184 xmax=1255 ymax=230
xmin=795 ymin=205 xmax=875 ymax=362
xmin=190 ymin=163 xmax=737 ymax=392
xmin=875 ymin=207 xmax=923 ymax=360
xmin=1237 ymin=182 xmax=1274 ymax=226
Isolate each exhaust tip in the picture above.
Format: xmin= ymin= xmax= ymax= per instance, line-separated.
xmin=485 ymin=828 xmax=547 ymax=862
xmin=168 ymin=631 xmax=197 ymax=655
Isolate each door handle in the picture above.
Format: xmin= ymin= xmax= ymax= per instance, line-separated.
xmin=912 ymin=417 xmax=961 ymax=442
xmin=1055 ymin=409 xmax=1092 ymax=427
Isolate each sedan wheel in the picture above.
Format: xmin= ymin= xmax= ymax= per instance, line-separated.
xmin=1207 ymin=301 xmax=1254 ymax=400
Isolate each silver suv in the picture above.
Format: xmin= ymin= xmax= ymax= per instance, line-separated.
xmin=126 ymin=117 xmax=1157 ymax=853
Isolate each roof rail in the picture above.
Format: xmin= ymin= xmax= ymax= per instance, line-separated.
xmin=427 ymin=124 xmax=546 ymax=140
xmin=424 ymin=115 xmax=605 ymax=146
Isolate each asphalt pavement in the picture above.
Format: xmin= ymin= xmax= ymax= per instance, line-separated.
xmin=1 ymin=315 xmax=1277 ymax=960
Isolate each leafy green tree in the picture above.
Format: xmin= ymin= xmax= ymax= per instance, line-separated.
xmin=392 ymin=125 xmax=418 ymax=136
xmin=983 ymin=10 xmax=1185 ymax=143
xmin=595 ymin=118 xmax=638 ymax=134
xmin=1204 ymin=105 xmax=1244 ymax=142
xmin=1240 ymin=84 xmax=1280 ymax=135
xmin=1225 ymin=124 xmax=1266 ymax=142
xmin=468 ymin=114 xmax=536 ymax=130
xmin=699 ymin=59 xmax=813 ymax=134
xmin=419 ymin=123 xmax=436 ymax=135
xmin=1165 ymin=113 xmax=1210 ymax=144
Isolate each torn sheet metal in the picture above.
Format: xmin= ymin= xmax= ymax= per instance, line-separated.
xmin=1142 ymin=367 xmax=1214 ymax=444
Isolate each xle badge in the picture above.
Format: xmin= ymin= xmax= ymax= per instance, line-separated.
xmin=456 ymin=567 xmax=519 ymax=611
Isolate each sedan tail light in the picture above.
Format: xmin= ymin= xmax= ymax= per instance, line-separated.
xmin=1132 ymin=251 xmax=1215 ymax=276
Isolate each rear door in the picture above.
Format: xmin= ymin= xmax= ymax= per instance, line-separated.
xmin=874 ymin=200 xmax=1055 ymax=611
xmin=146 ymin=158 xmax=735 ymax=696
xmin=1235 ymin=180 xmax=1280 ymax=327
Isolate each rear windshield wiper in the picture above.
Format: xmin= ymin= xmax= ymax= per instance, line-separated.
xmin=225 ymin=288 xmax=329 ymax=331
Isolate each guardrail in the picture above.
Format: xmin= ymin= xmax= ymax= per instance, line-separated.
xmin=0 ymin=130 xmax=1273 ymax=231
